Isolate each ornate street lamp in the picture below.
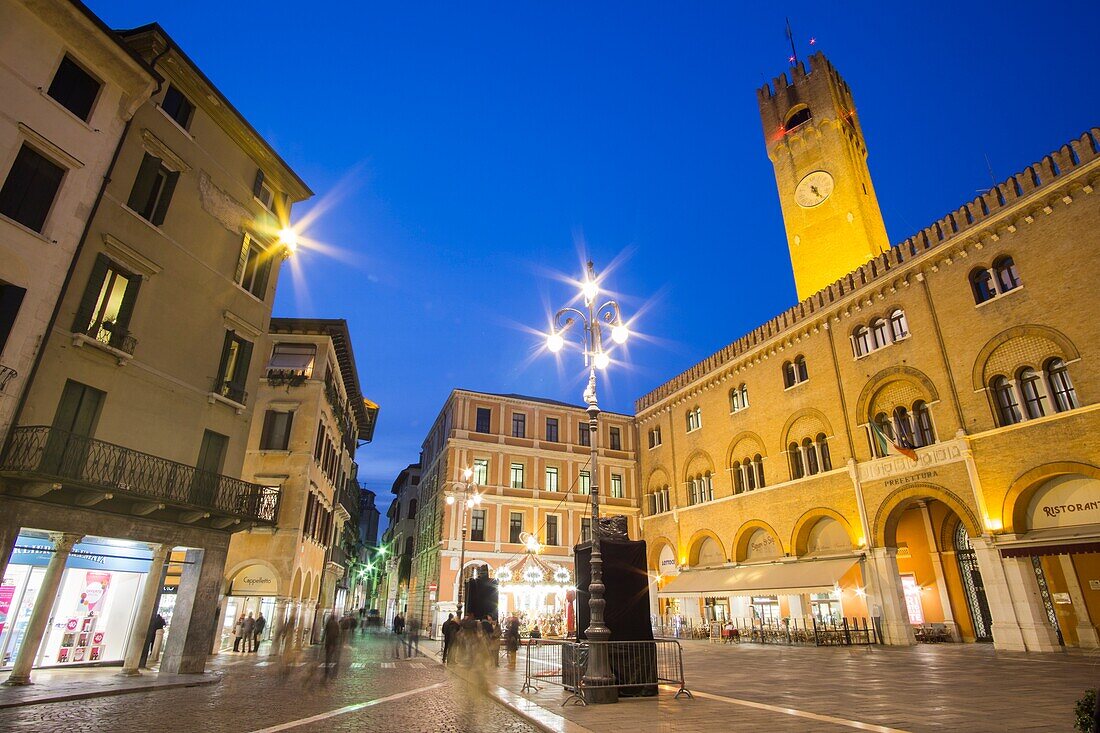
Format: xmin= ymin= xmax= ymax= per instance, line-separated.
xmin=544 ymin=260 xmax=628 ymax=705
xmin=444 ymin=467 xmax=482 ymax=617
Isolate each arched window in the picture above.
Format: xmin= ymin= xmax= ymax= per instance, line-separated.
xmin=788 ymin=441 xmax=803 ymax=480
xmin=783 ymin=361 xmax=796 ymax=388
xmin=1017 ymin=367 xmax=1046 ymax=419
xmin=795 ymin=355 xmax=808 ymax=382
xmin=802 ymin=437 xmax=819 ymax=475
xmin=744 ymin=457 xmax=757 ymax=490
xmin=970 ymin=268 xmax=995 ymax=304
xmin=893 ymin=406 xmax=914 ymax=446
xmin=703 ymin=472 xmax=713 ymax=502
xmin=785 ymin=107 xmax=812 ymax=129
xmin=913 ymin=401 xmax=935 ymax=447
xmin=730 ymin=385 xmax=748 ymax=412
xmin=753 ymin=454 xmax=765 ymax=488
xmin=816 ymin=434 xmax=831 ymax=471
xmin=991 ymin=376 xmax=1022 ymax=426
xmin=686 ymin=407 xmax=701 ymax=431
xmin=1045 ymin=358 xmax=1078 ymax=412
xmin=889 ymin=309 xmax=909 ymax=340
xmin=732 ymin=461 xmax=744 ymax=493
xmin=993 ymin=256 xmax=1020 ymax=293
xmin=853 ymin=326 xmax=870 ymax=357
xmin=870 ymin=319 xmax=888 ymax=348
xmin=408 ymin=498 xmax=418 ymax=519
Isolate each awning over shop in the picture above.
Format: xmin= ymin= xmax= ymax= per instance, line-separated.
xmin=657 ymin=557 xmax=859 ymax=598
xmin=995 ymin=527 xmax=1100 ymax=558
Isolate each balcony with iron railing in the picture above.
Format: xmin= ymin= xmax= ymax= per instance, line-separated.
xmin=0 ymin=426 xmax=279 ymax=528
xmin=211 ymin=377 xmax=248 ymax=406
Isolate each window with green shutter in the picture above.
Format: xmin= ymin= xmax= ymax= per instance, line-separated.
xmin=259 ymin=409 xmax=294 ymax=450
xmin=71 ymin=254 xmax=140 ymax=354
xmin=214 ymin=330 xmax=252 ymax=405
xmin=127 ymin=153 xmax=178 ymax=226
xmin=0 ymin=145 xmax=66 ymax=233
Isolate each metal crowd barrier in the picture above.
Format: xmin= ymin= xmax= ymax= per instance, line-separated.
xmin=521 ymin=638 xmax=693 ymax=706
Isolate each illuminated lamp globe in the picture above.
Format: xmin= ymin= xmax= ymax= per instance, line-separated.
xmin=463 ymin=467 xmax=474 ymax=481
xmin=593 ymin=352 xmax=611 ymax=370
xmin=611 ymin=324 xmax=629 ymax=344
xmin=445 ymin=494 xmax=455 ymax=505
xmin=582 ymin=279 xmax=598 ymax=303
xmin=277 ymin=227 xmax=299 ymax=252
xmin=546 ymin=332 xmax=564 ymax=353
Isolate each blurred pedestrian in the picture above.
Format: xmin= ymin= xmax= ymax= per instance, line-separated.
xmin=529 ymin=624 xmax=541 ymax=640
xmin=504 ymin=615 xmax=520 ymax=670
xmin=241 ymin=612 xmax=256 ymax=653
xmin=392 ymin=612 xmax=405 ymax=635
xmin=253 ymin=612 xmax=266 ymax=653
xmin=442 ymin=613 xmax=458 ymax=663
xmin=481 ymin=616 xmax=499 ymax=667
xmin=323 ymin=614 xmax=342 ymax=679
xmin=405 ymin=616 xmax=420 ymax=658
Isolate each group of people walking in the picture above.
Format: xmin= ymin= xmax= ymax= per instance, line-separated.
xmin=232 ymin=611 xmax=266 ymax=653
xmin=440 ymin=612 xmax=523 ymax=669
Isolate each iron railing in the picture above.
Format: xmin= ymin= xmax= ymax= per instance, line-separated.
xmin=657 ymin=616 xmax=881 ymax=647
xmin=79 ymin=321 xmax=138 ymax=355
xmin=0 ymin=426 xmax=279 ymax=523
xmin=212 ymin=378 xmax=248 ymax=405
xmin=0 ymin=365 xmax=17 ymax=392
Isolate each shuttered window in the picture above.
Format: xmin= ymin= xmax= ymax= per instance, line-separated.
xmin=259 ymin=410 xmax=294 ymax=450
xmin=71 ymin=254 xmax=141 ymax=351
xmin=127 ymin=153 xmax=178 ymax=226
xmin=0 ymin=145 xmax=65 ymax=232
xmin=234 ymin=234 xmax=271 ymax=299
xmin=214 ymin=330 xmax=253 ymax=404
xmin=47 ymin=56 xmax=101 ymax=121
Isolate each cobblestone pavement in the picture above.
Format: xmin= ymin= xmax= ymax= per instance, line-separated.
xmin=486 ymin=637 xmax=1100 ymax=733
xmin=1 ymin=633 xmax=540 ymax=733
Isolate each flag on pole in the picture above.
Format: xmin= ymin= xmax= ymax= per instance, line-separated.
xmin=869 ymin=421 xmax=918 ymax=461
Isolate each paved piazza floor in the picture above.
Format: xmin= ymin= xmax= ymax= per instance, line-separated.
xmin=506 ymin=638 xmax=1100 ymax=733
xmin=1 ymin=634 xmax=1096 ymax=732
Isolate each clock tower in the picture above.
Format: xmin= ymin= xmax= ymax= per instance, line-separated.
xmin=758 ymin=52 xmax=890 ymax=300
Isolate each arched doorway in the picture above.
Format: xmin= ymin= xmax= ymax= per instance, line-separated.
xmin=875 ymin=488 xmax=984 ymax=643
xmin=952 ymin=524 xmax=993 ymax=642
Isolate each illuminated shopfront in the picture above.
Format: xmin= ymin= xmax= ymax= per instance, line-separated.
xmin=0 ymin=533 xmax=154 ymax=669
xmin=218 ymin=563 xmax=278 ymax=649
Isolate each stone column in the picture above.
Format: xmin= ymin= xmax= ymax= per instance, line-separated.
xmin=918 ymin=502 xmax=958 ymax=640
xmin=0 ymin=512 xmax=22 ymax=585
xmin=1000 ymin=555 xmax=1061 ymax=652
xmin=969 ymin=536 xmax=1027 ymax=651
xmin=5 ymin=533 xmax=82 ymax=685
xmin=120 ymin=543 xmax=171 ymax=675
xmin=863 ymin=547 xmax=915 ymax=645
xmin=1058 ymin=555 xmax=1098 ymax=648
xmin=270 ymin=597 xmax=290 ymax=652
xmin=161 ymin=544 xmax=229 ymax=674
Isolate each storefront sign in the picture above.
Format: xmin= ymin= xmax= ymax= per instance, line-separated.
xmin=1052 ymin=592 xmax=1072 ymax=605
xmin=859 ymin=439 xmax=964 ymax=483
xmin=231 ymin=564 xmax=278 ymax=595
xmin=1028 ymin=475 xmax=1100 ymax=530
xmin=883 ymin=470 xmax=939 ymax=489
xmin=659 ymin=546 xmax=678 ymax=576
xmin=10 ymin=535 xmax=153 ymax=573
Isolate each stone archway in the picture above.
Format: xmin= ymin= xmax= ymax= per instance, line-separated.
xmin=686 ymin=529 xmax=726 ymax=567
xmin=1001 ymin=461 xmax=1100 ymax=533
xmin=732 ymin=520 xmax=784 ymax=562
xmin=791 ymin=509 xmax=858 ymax=556
xmin=872 ymin=484 xmax=986 ymax=646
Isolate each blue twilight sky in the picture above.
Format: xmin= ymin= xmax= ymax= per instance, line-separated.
xmin=91 ymin=1 xmax=1097 ymax=502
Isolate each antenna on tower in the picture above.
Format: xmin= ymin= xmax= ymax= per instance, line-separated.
xmin=785 ymin=18 xmax=798 ymax=65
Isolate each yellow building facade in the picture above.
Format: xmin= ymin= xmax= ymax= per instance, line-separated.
xmin=637 ymin=53 xmax=1100 ymax=652
xmin=411 ymin=390 xmax=639 ymax=637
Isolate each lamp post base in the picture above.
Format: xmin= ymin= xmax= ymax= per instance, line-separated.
xmin=581 ymin=675 xmax=619 ymax=704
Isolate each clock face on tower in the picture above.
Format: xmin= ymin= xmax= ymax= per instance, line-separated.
xmin=795 ymin=170 xmax=835 ymax=208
